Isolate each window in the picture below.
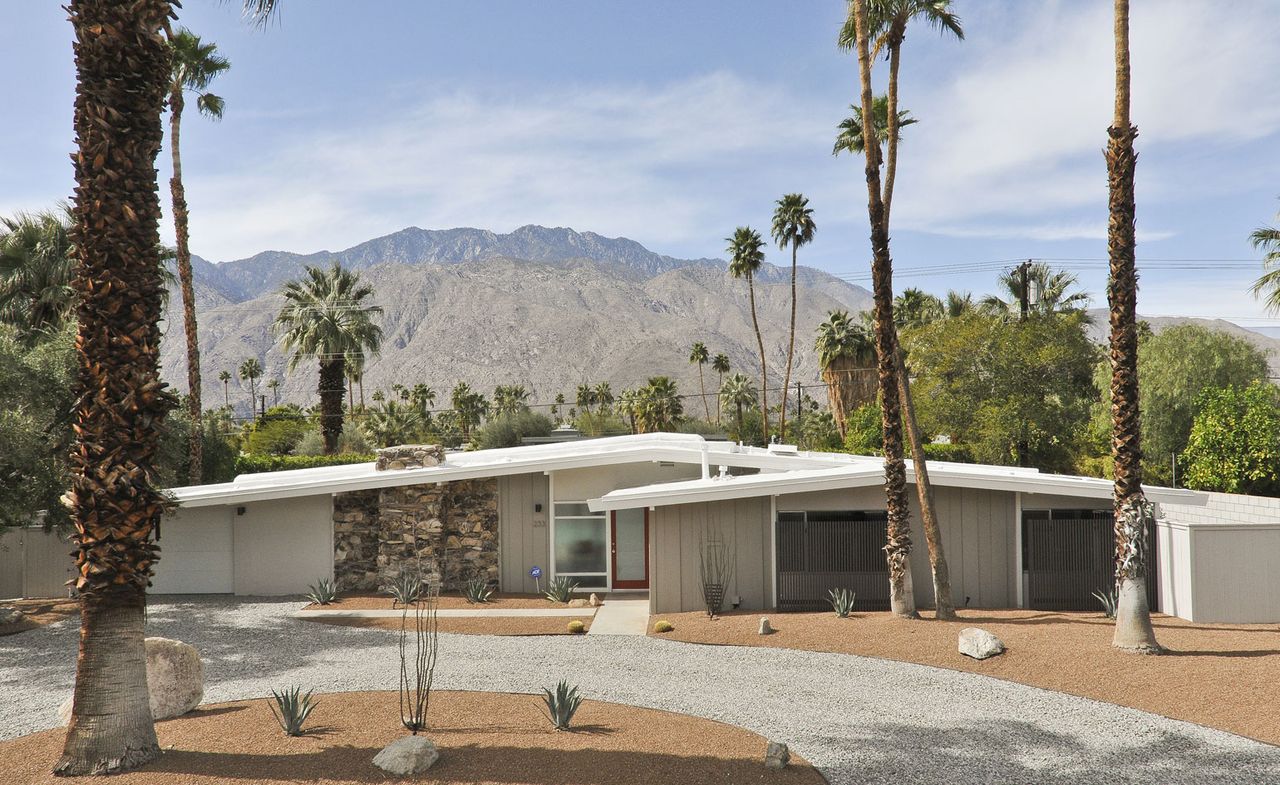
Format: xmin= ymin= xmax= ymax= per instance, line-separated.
xmin=553 ymin=502 xmax=607 ymax=586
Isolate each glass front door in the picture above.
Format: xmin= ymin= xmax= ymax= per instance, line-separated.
xmin=611 ymin=508 xmax=649 ymax=589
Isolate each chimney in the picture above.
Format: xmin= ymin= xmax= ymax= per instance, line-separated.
xmin=375 ymin=444 xmax=445 ymax=471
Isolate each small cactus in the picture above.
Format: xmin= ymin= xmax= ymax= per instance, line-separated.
xmin=653 ymin=619 xmax=674 ymax=633
xmin=567 ymin=619 xmax=586 ymax=634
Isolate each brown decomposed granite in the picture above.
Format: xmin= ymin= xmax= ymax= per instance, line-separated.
xmin=1 ymin=690 xmax=825 ymax=785
xmin=657 ymin=609 xmax=1280 ymax=746
xmin=0 ymin=598 xmax=79 ymax=636
xmin=307 ymin=615 xmax=594 ymax=636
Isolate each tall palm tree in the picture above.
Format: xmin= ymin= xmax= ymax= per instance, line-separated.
xmin=54 ymin=0 xmax=175 ymax=774
xmin=833 ymin=96 xmax=917 ymax=157
xmin=361 ymin=399 xmax=425 ymax=448
xmin=493 ymin=384 xmax=531 ymax=416
xmin=1248 ymin=212 xmax=1280 ymax=311
xmin=166 ymin=28 xmax=228 ymax=485
xmin=238 ymin=357 xmax=262 ymax=414
xmin=943 ymin=289 xmax=975 ymax=318
xmin=814 ymin=310 xmax=877 ymax=439
xmin=980 ymin=263 xmax=1090 ymax=316
xmin=275 ymin=263 xmax=383 ymax=454
xmin=727 ymin=226 xmax=770 ymax=441
xmin=771 ymin=193 xmax=817 ymax=442
xmin=849 ymin=0 xmax=917 ymax=619
xmin=636 ymin=376 xmax=683 ymax=433
xmin=711 ymin=352 xmax=730 ymax=424
xmin=893 ymin=287 xmax=943 ymax=329
xmin=1107 ymin=0 xmax=1160 ymax=654
xmin=593 ymin=381 xmax=613 ymax=415
xmin=450 ymin=382 xmax=488 ymax=440
xmin=0 ymin=208 xmax=76 ymax=337
xmin=575 ymin=383 xmax=595 ymax=414
xmin=840 ymin=0 xmax=963 ymax=223
xmin=689 ymin=341 xmax=711 ymax=420
xmin=266 ymin=377 xmax=280 ymax=405
xmin=218 ymin=369 xmax=231 ymax=408
xmin=616 ymin=388 xmax=640 ymax=434
xmin=720 ymin=372 xmax=758 ymax=440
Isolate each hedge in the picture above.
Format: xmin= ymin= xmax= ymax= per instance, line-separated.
xmin=234 ymin=453 xmax=377 ymax=476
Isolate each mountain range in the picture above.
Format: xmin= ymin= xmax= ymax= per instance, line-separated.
xmin=167 ymin=225 xmax=875 ymax=416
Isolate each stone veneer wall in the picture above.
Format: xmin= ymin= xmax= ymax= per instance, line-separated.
xmin=333 ymin=479 xmax=498 ymax=592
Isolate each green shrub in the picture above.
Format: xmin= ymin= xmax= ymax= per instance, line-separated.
xmin=567 ymin=619 xmax=586 ymax=634
xmin=828 ymin=587 xmax=857 ymax=618
xmin=268 ymin=685 xmax=318 ymax=737
xmin=474 ymin=411 xmax=555 ymax=450
xmin=1093 ymin=587 xmax=1118 ymax=619
xmin=306 ymin=578 xmax=337 ymax=605
xmin=653 ymin=620 xmax=674 ymax=633
xmin=234 ymin=453 xmax=376 ymax=476
xmin=920 ymin=442 xmax=974 ymax=463
xmin=543 ymin=576 xmax=578 ymax=604
xmin=386 ymin=574 xmax=422 ymax=608
xmin=242 ymin=405 xmax=316 ymax=455
xmin=463 ymin=576 xmax=494 ymax=604
xmin=540 ymin=680 xmax=583 ymax=730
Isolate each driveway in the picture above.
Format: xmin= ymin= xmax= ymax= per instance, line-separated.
xmin=2 ymin=596 xmax=1277 ymax=785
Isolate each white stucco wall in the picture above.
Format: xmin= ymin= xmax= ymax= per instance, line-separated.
xmin=552 ymin=462 xmax=701 ymax=501
xmin=1155 ymin=520 xmax=1193 ymax=621
xmin=151 ymin=507 xmax=234 ymax=594
xmin=232 ymin=495 xmax=333 ymax=595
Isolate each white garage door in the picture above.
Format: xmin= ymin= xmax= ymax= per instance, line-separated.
xmin=150 ymin=508 xmax=234 ymax=594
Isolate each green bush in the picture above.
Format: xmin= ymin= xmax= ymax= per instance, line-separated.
xmin=474 ymin=411 xmax=555 ymax=450
xmin=464 ymin=575 xmax=495 ymax=603
xmin=920 ymin=442 xmax=974 ymax=463
xmin=242 ymin=405 xmax=316 ymax=455
xmin=234 ymin=453 xmax=376 ymax=476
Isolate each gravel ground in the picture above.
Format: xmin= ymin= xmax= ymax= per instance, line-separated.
xmin=3 ymin=596 xmax=1278 ymax=785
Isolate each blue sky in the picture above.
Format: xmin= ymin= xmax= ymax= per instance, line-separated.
xmin=4 ymin=0 xmax=1280 ymax=331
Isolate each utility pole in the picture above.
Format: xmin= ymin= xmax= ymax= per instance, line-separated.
xmin=1016 ymin=259 xmax=1033 ymax=321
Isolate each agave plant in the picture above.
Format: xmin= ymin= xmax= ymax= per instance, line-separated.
xmin=387 ymin=573 xmax=422 ymax=608
xmin=464 ymin=575 xmax=494 ymax=604
xmin=268 ymin=685 xmax=318 ymax=737
xmin=1093 ymin=586 xmax=1119 ymax=620
xmin=828 ymin=587 xmax=857 ymax=618
xmin=543 ymin=576 xmax=579 ymax=604
xmin=306 ymin=578 xmax=337 ymax=606
xmin=540 ymin=680 xmax=584 ymax=731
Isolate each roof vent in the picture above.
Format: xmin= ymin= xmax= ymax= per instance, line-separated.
xmin=767 ymin=443 xmax=799 ymax=456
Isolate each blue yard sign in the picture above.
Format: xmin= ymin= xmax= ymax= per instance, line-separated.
xmin=530 ymin=565 xmax=542 ymax=593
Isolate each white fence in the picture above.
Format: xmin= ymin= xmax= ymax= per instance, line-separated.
xmin=0 ymin=526 xmax=77 ymax=599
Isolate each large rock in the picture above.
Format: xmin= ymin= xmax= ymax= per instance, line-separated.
xmin=0 ymin=607 xmax=25 ymax=625
xmin=57 ymin=637 xmax=204 ymax=725
xmin=373 ymin=735 xmax=440 ymax=775
xmin=958 ymin=627 xmax=1006 ymax=660
xmin=758 ymin=617 xmax=773 ymax=635
xmin=765 ymin=741 xmax=790 ymax=769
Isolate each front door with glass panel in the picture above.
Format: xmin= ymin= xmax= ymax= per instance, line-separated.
xmin=611 ymin=508 xmax=649 ymax=589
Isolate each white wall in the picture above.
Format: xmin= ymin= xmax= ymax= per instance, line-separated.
xmin=1156 ymin=520 xmax=1193 ymax=620
xmin=151 ymin=507 xmax=234 ymax=594
xmin=552 ymin=462 xmax=701 ymax=501
xmin=1189 ymin=525 xmax=1280 ymax=623
xmin=233 ymin=495 xmax=333 ymax=595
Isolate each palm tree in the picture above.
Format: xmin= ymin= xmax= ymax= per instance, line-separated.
xmin=833 ymin=96 xmax=917 ymax=157
xmin=344 ymin=350 xmax=365 ymax=411
xmin=238 ymin=357 xmax=262 ymax=414
xmin=266 ymin=378 xmax=281 ymax=405
xmin=689 ymin=341 xmax=711 ymax=420
xmin=275 ymin=263 xmax=383 ymax=454
xmin=720 ymin=373 xmax=758 ymax=440
xmin=54 ymin=0 xmax=175 ymax=774
xmin=943 ymin=289 xmax=975 ymax=318
xmin=616 ymin=388 xmax=640 ymax=434
xmin=1107 ymin=0 xmax=1160 ymax=654
xmin=711 ymin=352 xmax=730 ymax=424
xmin=814 ymin=310 xmax=877 ymax=439
xmin=893 ymin=287 xmax=943 ymax=329
xmin=218 ymin=369 xmax=231 ymax=408
xmin=0 ymin=208 xmax=75 ymax=337
xmin=450 ymin=382 xmax=489 ymax=440
xmin=980 ymin=262 xmax=1090 ymax=316
xmin=593 ymin=381 xmax=613 ymax=415
xmin=636 ymin=376 xmax=682 ymax=433
xmin=361 ymin=399 xmax=425 ymax=448
xmin=1248 ymin=213 xmax=1280 ymax=311
xmin=771 ymin=193 xmax=817 ymax=442
xmin=493 ymin=384 xmax=531 ymax=416
xmin=575 ymin=383 xmax=595 ymax=414
xmin=849 ymin=0 xmax=917 ymax=619
xmin=840 ymin=0 xmax=963 ymax=223
xmin=727 ymin=226 xmax=770 ymax=441
xmin=166 ymin=28 xmax=228 ymax=485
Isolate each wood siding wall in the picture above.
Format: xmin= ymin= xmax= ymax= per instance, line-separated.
xmin=498 ymin=473 xmax=550 ymax=594
xmin=0 ymin=527 xmax=76 ymax=599
xmin=650 ymin=497 xmax=772 ymax=614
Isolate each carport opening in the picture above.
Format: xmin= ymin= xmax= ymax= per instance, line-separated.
xmin=1022 ymin=508 xmax=1157 ymax=611
xmin=775 ymin=510 xmax=889 ymax=612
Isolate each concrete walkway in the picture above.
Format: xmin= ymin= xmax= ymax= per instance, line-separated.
xmin=294 ymin=607 xmax=595 ymax=619
xmin=586 ymin=595 xmax=649 ymax=635
xmin=4 ymin=596 xmax=1278 ymax=785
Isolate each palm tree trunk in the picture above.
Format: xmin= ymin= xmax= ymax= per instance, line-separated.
xmin=747 ymin=275 xmax=770 ymax=442
xmin=716 ymin=372 xmax=723 ymax=424
xmin=57 ymin=0 xmax=171 ymax=773
xmin=853 ymin=0 xmax=916 ymax=619
xmin=780 ymin=242 xmax=798 ymax=442
xmin=168 ymin=89 xmax=203 ymax=485
xmin=823 ymin=362 xmax=850 ymax=440
xmin=698 ymin=364 xmax=710 ymax=420
xmin=358 ymin=378 xmax=365 ymax=408
xmin=882 ymin=32 xmax=904 ymax=223
xmin=897 ymin=348 xmax=955 ymax=619
xmin=222 ymin=379 xmax=228 ymax=408
xmin=319 ymin=358 xmax=345 ymax=454
xmin=736 ymin=401 xmax=744 ymax=438
xmin=1108 ymin=0 xmax=1160 ymax=654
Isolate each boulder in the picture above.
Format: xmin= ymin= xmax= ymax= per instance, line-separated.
xmin=568 ymin=598 xmax=590 ymax=608
xmin=373 ymin=735 xmax=439 ymax=775
xmin=758 ymin=617 xmax=773 ymax=635
xmin=0 ymin=607 xmax=25 ymax=625
xmin=765 ymin=741 xmax=790 ymax=769
xmin=588 ymin=593 xmax=602 ymax=607
xmin=57 ymin=636 xmax=204 ymax=725
xmin=958 ymin=627 xmax=1005 ymax=660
